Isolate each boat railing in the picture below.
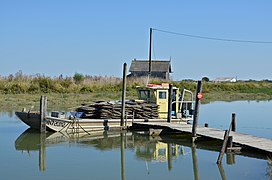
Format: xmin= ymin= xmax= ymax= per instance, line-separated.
xmin=172 ymin=100 xmax=195 ymax=119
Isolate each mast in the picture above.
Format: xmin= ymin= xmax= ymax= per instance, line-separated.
xmin=149 ymin=28 xmax=152 ymax=75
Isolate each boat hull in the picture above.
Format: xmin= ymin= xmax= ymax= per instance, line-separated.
xmin=46 ymin=117 xmax=121 ymax=133
xmin=45 ymin=116 xmax=189 ymax=133
xmin=15 ymin=111 xmax=191 ymax=133
xmin=15 ymin=112 xmax=41 ymax=129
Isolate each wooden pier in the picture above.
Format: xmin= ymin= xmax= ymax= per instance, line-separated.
xmin=131 ymin=121 xmax=272 ymax=154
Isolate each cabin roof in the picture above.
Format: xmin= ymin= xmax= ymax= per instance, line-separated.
xmin=129 ymin=60 xmax=172 ymax=73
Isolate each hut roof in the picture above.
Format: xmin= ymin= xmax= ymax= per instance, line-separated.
xmin=129 ymin=60 xmax=172 ymax=73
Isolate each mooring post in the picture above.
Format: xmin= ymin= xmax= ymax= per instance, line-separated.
xmin=121 ymin=63 xmax=127 ymax=127
xmin=217 ymin=130 xmax=230 ymax=164
xmin=227 ymin=136 xmax=233 ymax=149
xmin=231 ymin=113 xmax=236 ymax=132
xmin=40 ymin=96 xmax=47 ymax=133
xmin=167 ymin=84 xmax=173 ymax=123
xmin=192 ymin=81 xmax=202 ymax=141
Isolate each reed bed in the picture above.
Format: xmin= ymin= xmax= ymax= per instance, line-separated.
xmin=1 ymin=71 xmax=272 ymax=103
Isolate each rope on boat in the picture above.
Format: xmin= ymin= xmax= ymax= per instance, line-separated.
xmin=77 ymin=123 xmax=92 ymax=135
xmin=67 ymin=118 xmax=92 ymax=135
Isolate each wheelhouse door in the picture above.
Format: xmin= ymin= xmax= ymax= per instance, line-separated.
xmin=156 ymin=90 xmax=168 ymax=118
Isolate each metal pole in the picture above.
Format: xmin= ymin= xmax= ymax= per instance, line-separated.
xmin=149 ymin=28 xmax=152 ymax=75
xmin=192 ymin=81 xmax=202 ymax=140
xmin=121 ymin=63 xmax=127 ymax=127
xmin=167 ymin=84 xmax=173 ymax=123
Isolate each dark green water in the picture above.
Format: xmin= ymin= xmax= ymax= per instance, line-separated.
xmin=0 ymin=101 xmax=271 ymax=180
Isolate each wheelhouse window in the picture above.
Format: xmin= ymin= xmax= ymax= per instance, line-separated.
xmin=138 ymin=90 xmax=150 ymax=100
xmin=159 ymin=91 xmax=167 ymax=99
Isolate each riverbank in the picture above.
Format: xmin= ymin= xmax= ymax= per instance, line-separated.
xmin=0 ymin=92 xmax=131 ymax=111
xmin=1 ymin=75 xmax=272 ymax=111
xmin=1 ymin=91 xmax=271 ymax=112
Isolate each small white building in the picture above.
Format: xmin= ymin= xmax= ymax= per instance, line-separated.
xmin=213 ymin=77 xmax=237 ymax=83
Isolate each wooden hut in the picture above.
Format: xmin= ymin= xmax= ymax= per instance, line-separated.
xmin=128 ymin=59 xmax=172 ymax=80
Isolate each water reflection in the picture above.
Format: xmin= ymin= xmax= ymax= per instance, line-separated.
xmin=14 ymin=128 xmax=270 ymax=179
xmin=0 ymin=111 xmax=16 ymax=119
xmin=15 ymin=129 xmax=51 ymax=171
xmin=267 ymin=157 xmax=272 ymax=179
xmin=15 ymin=129 xmax=188 ymax=174
xmin=120 ymin=132 xmax=125 ymax=180
xmin=9 ymin=100 xmax=272 ymax=179
xmin=191 ymin=142 xmax=199 ymax=180
xmin=218 ymin=164 xmax=227 ymax=180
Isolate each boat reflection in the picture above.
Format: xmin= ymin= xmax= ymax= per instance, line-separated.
xmin=15 ymin=128 xmax=268 ymax=178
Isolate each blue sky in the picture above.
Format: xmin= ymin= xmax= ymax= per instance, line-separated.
xmin=1 ymin=1 xmax=272 ymax=80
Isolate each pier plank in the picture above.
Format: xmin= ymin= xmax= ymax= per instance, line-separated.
xmin=132 ymin=122 xmax=272 ymax=154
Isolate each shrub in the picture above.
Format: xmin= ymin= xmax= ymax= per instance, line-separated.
xmin=60 ymin=78 xmax=73 ymax=88
xmin=80 ymin=86 xmax=94 ymax=93
xmin=28 ymin=83 xmax=40 ymax=93
xmin=73 ymin=73 xmax=84 ymax=84
xmin=202 ymin=77 xmax=210 ymax=82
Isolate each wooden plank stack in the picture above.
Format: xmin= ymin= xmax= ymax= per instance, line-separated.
xmin=76 ymin=100 xmax=159 ymax=119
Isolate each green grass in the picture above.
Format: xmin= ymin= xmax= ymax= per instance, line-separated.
xmin=1 ymin=74 xmax=272 ymax=111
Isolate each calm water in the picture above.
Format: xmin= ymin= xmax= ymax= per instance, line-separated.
xmin=0 ymin=101 xmax=271 ymax=180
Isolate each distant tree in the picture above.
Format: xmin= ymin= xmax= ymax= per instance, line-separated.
xmin=58 ymin=74 xmax=63 ymax=80
xmin=15 ymin=70 xmax=23 ymax=81
xmin=202 ymin=77 xmax=210 ymax=82
xmin=73 ymin=73 xmax=84 ymax=84
xmin=7 ymin=74 xmax=14 ymax=81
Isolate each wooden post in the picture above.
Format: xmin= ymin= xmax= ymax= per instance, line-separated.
xmin=192 ymin=81 xmax=202 ymax=141
xmin=231 ymin=113 xmax=236 ymax=132
xmin=167 ymin=84 xmax=173 ymax=123
xmin=121 ymin=63 xmax=127 ymax=127
xmin=40 ymin=96 xmax=47 ymax=133
xmin=217 ymin=130 xmax=230 ymax=164
xmin=227 ymin=136 xmax=233 ymax=149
